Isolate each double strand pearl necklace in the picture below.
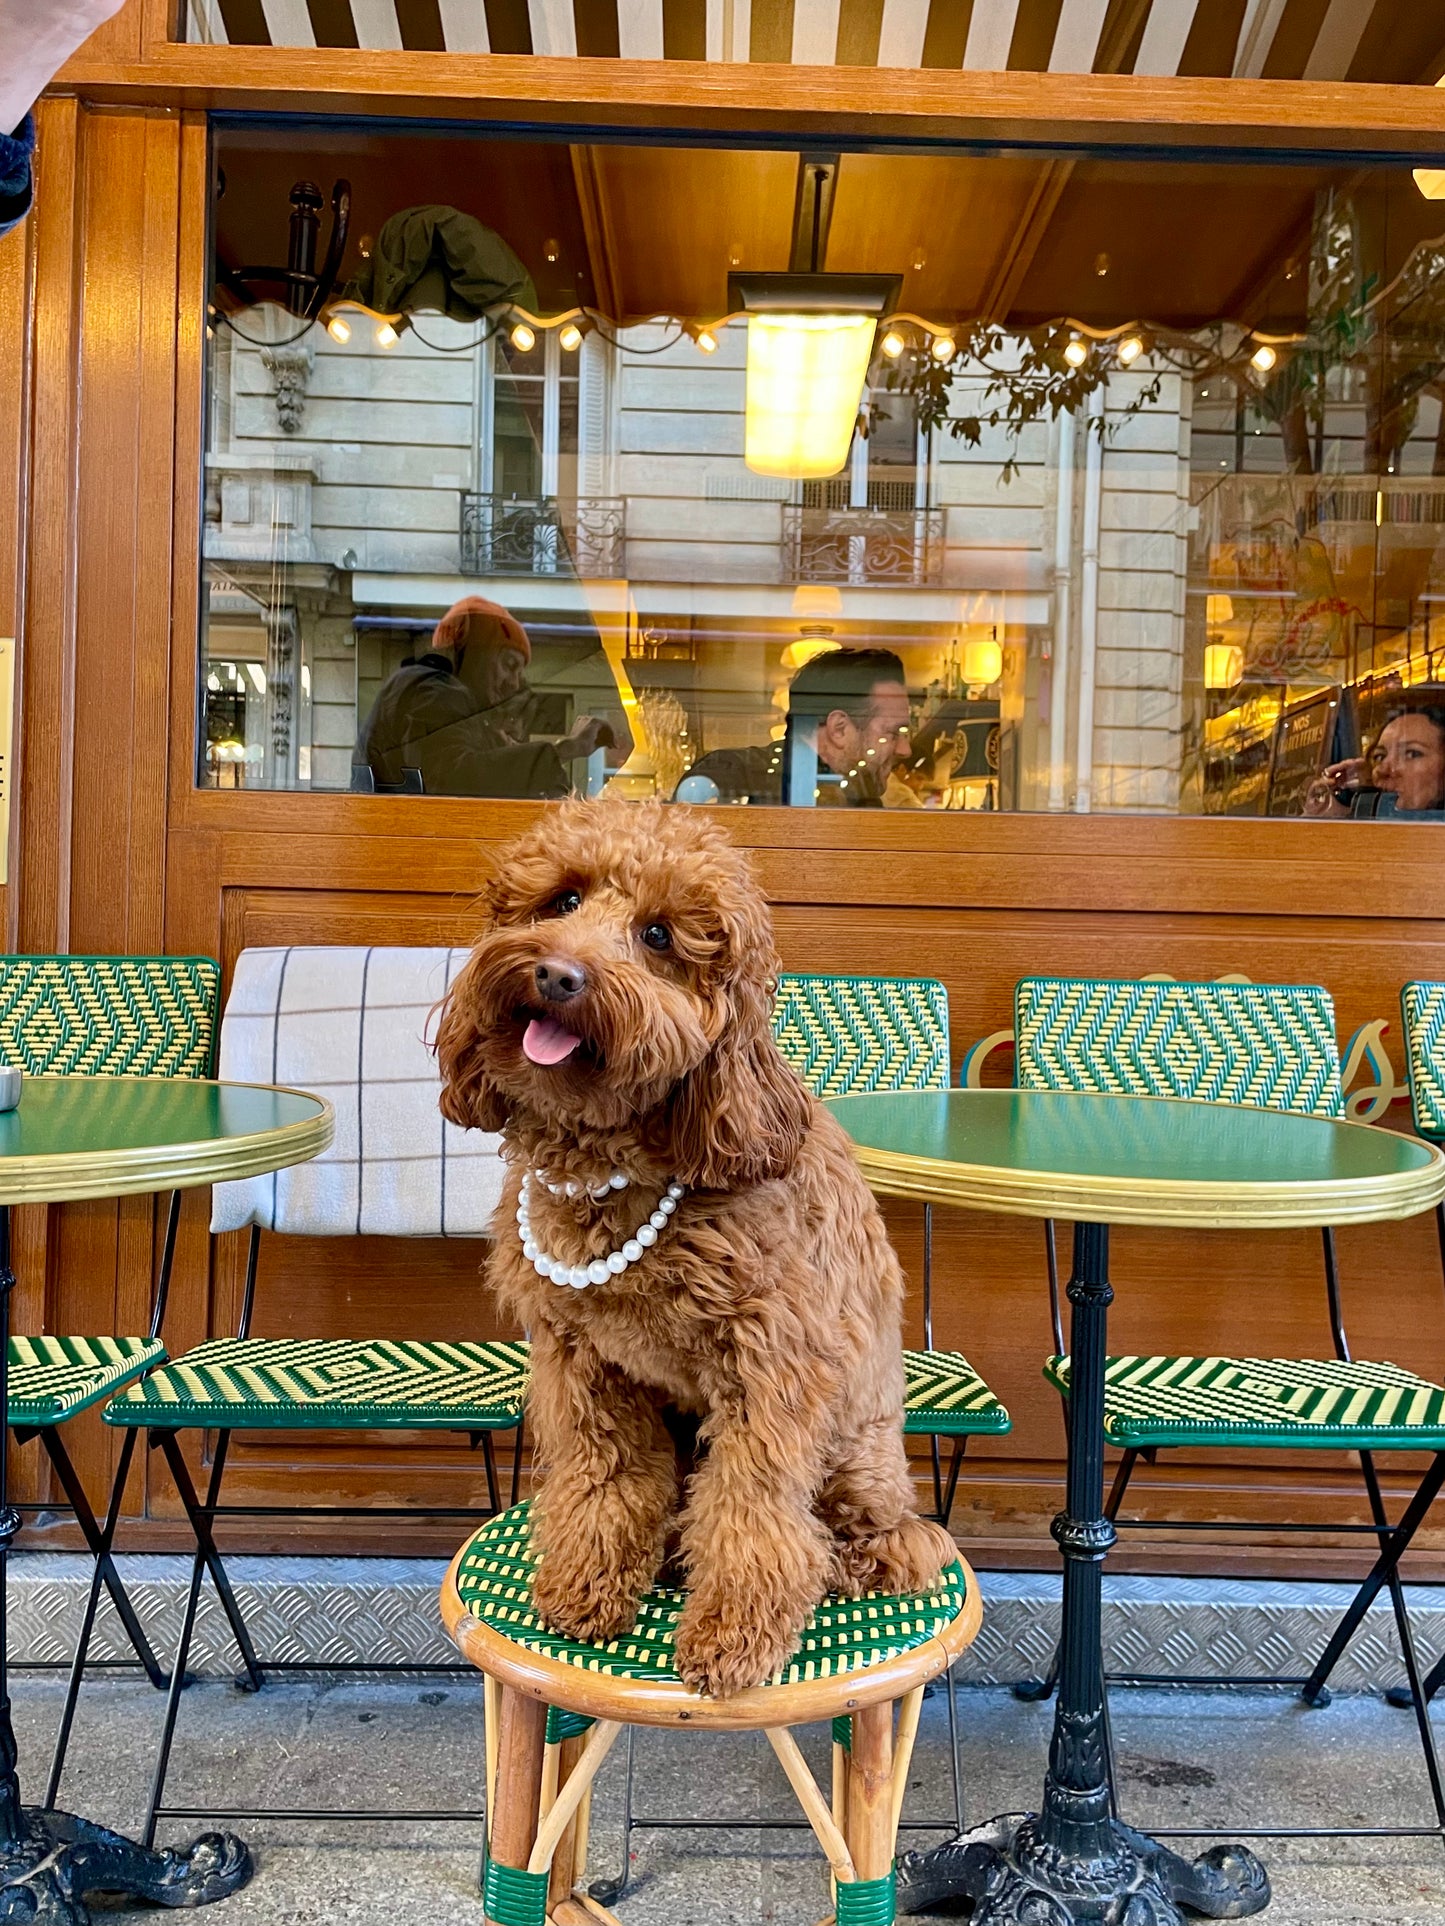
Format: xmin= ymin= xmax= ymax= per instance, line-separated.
xmin=517 ymin=1171 xmax=686 ymax=1290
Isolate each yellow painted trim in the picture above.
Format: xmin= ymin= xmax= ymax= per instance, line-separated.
xmin=0 ymin=1078 xmax=334 ymax=1205
xmin=837 ymin=1092 xmax=1445 ymax=1230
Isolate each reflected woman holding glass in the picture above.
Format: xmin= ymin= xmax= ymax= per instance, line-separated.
xmin=1308 ymin=702 xmax=1445 ymax=818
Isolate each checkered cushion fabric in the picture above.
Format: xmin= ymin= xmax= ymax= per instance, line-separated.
xmin=1402 ymin=983 xmax=1445 ymax=1140
xmin=773 ymin=975 xmax=951 ymax=1096
xmin=903 ymin=1349 xmax=1009 ymax=1436
xmin=104 ymin=1336 xmax=528 ymax=1432
xmin=209 ymin=947 xmax=504 ymax=1238
xmin=1014 ymin=977 xmax=1342 ymax=1117
xmin=9 ymin=1335 xmax=165 ymax=1426
xmin=1044 ymin=1353 xmax=1445 ymax=1451
xmin=0 ymin=956 xmax=218 ymax=1079
xmin=453 ymin=1501 xmax=968 ymax=1685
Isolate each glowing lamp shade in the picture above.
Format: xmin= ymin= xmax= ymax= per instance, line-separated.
xmin=1205 ymin=594 xmax=1234 ymax=628
xmin=1416 ymin=168 xmax=1445 ymax=200
xmin=743 ymin=311 xmax=876 ymax=479
xmin=962 ymin=636 xmax=1003 ymax=685
xmin=1204 ymin=642 xmax=1244 ymax=689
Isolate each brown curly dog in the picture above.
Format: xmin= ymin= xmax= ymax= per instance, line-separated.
xmin=437 ymin=798 xmax=954 ymax=1697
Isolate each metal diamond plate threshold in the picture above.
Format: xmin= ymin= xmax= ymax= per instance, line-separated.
xmin=10 ymin=1555 xmax=1445 ymax=1693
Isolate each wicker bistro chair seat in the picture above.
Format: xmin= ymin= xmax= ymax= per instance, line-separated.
xmin=1044 ymin=1354 xmax=1445 ymax=1454
xmin=441 ymin=1503 xmax=981 ymax=1926
xmin=10 ymin=1336 xmax=167 ymax=1428
xmin=901 ymin=1348 xmax=1008 ymax=1438
xmin=105 ymin=1336 xmax=529 ymax=1433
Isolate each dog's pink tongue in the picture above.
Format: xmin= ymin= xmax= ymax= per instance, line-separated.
xmin=523 ymin=1017 xmax=583 ymax=1067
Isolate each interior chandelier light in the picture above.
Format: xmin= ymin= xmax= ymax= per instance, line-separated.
xmin=729 ymin=271 xmax=900 ymax=480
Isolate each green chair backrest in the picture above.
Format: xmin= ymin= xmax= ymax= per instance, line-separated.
xmin=1400 ymin=982 xmax=1445 ymax=1140
xmin=1014 ymin=977 xmax=1342 ymax=1118
xmin=0 ymin=956 xmax=221 ymax=1080
xmin=772 ymin=974 xmax=951 ymax=1097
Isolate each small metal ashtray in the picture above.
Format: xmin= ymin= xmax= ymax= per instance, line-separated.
xmin=0 ymin=1066 xmax=23 ymax=1112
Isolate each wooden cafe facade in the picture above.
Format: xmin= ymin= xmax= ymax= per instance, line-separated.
xmin=8 ymin=0 xmax=1445 ymax=1578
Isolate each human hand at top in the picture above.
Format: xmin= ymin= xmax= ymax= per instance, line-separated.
xmin=0 ymin=0 xmax=126 ymax=137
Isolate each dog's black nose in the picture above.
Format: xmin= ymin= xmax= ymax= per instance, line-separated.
xmin=535 ymin=957 xmax=587 ymax=1003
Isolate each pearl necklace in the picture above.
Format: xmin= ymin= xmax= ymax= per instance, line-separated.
xmin=517 ymin=1172 xmax=686 ymax=1290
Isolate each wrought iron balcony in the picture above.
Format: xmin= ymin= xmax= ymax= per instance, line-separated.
xmin=783 ymin=502 xmax=944 ymax=586
xmin=459 ymin=494 xmax=625 ymax=578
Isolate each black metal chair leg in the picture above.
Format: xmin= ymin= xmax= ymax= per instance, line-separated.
xmin=939 ymin=1436 xmax=966 ymax=1528
xmin=43 ymin=1426 xmax=157 ymax=1809
xmin=1356 ymin=1451 xmax=1445 ymax=1831
xmin=155 ymin=1430 xmax=263 ymax=1691
xmin=37 ymin=1425 xmax=166 ymax=1685
xmin=142 ymin=1483 xmax=215 ymax=1847
xmin=943 ymin=1661 xmax=964 ymax=1833
xmin=1301 ymin=1451 xmax=1445 ymax=1705
xmin=929 ymin=1434 xmax=944 ymax=1522
xmin=480 ymin=1432 xmax=500 ymax=1515
xmin=1397 ymin=1647 xmax=1445 ymax=1711
xmin=509 ymin=1415 xmax=525 ymax=1508
xmin=588 ymin=1723 xmax=636 ymax=1905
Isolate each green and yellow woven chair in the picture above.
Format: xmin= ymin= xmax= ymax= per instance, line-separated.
xmin=0 ymin=953 xmax=221 ymax=1805
xmin=441 ymin=1502 xmax=980 ymax=1926
xmin=773 ymin=973 xmax=1011 ymax=1528
xmin=1012 ymin=975 xmax=1445 ymax=1816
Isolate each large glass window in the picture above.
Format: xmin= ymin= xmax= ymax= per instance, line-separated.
xmin=200 ymin=125 xmax=1445 ymax=818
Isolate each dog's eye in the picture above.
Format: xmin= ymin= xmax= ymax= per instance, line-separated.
xmin=640 ymin=923 xmax=672 ymax=953
xmin=548 ymin=889 xmax=583 ymax=917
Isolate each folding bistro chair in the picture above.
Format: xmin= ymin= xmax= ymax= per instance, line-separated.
xmin=100 ymin=947 xmax=527 ymax=1839
xmin=1011 ymin=974 xmax=1445 ymax=1841
xmin=0 ymin=954 xmax=221 ymax=1804
xmin=585 ymin=972 xmax=1010 ymax=1906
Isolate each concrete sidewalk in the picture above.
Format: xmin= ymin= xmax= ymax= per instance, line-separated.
xmin=14 ymin=1670 xmax=1445 ymax=1925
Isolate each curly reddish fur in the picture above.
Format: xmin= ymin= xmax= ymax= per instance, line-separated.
xmin=437 ymin=798 xmax=953 ymax=1696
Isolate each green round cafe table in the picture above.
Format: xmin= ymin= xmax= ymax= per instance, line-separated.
xmin=826 ymin=1087 xmax=1445 ymax=1926
xmin=0 ymin=1076 xmax=332 ymax=1923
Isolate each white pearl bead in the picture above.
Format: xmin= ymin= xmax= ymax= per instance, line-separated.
xmin=658 ymin=1195 xmax=675 ymax=1215
xmin=636 ymin=1223 xmax=657 ymax=1248
xmin=522 ymin=1239 xmax=538 ymax=1262
xmin=622 ymin=1239 xmax=643 ymax=1264
xmin=607 ymin=1251 xmax=628 ymax=1274
xmin=667 ymin=1183 xmax=684 ymax=1199
xmin=609 ymin=1172 xmax=629 ymax=1189
xmin=649 ymin=1212 xmax=667 ymax=1231
xmin=533 ymin=1255 xmax=551 ymax=1276
xmin=568 ymin=1265 xmax=590 ymax=1289
xmin=548 ymin=1260 xmax=570 ymax=1285
xmin=587 ymin=1259 xmax=611 ymax=1285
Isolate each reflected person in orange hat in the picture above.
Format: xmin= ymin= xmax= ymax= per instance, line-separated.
xmin=355 ymin=596 xmax=614 ymax=798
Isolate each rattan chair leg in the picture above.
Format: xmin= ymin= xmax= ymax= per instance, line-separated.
xmin=766 ymin=1726 xmax=855 ymax=1884
xmin=527 ymin=1722 xmax=622 ymax=1878
xmin=845 ymin=1701 xmax=896 ymax=1902
xmin=492 ymin=1689 xmax=550 ymax=1871
xmin=888 ymin=1688 xmax=924 ymax=1846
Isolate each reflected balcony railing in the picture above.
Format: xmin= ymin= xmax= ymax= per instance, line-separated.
xmin=782 ymin=502 xmax=944 ymax=587
xmin=459 ymin=494 xmax=625 ymax=578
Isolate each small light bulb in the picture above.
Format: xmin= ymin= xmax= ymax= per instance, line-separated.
xmin=1117 ymin=334 xmax=1143 ymax=365
xmin=911 ymin=245 xmax=927 ymax=271
xmin=543 ymin=237 xmax=560 ymax=263
xmin=881 ymin=330 xmax=906 ymax=359
xmin=559 ymin=322 xmax=583 ymax=353
xmin=1250 ymin=342 xmax=1277 ymax=372
xmin=694 ymin=328 xmax=718 ymax=354
xmin=326 ymin=314 xmax=352 ymax=344
xmin=510 ymin=322 xmax=536 ymax=352
xmin=930 ymin=334 xmax=956 ymax=362
xmin=375 ymin=321 xmax=398 ymax=349
xmin=1063 ymin=336 xmax=1088 ymax=368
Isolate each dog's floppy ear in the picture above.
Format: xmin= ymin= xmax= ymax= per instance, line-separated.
xmin=435 ymin=950 xmax=511 ymax=1135
xmin=664 ymin=970 xmax=811 ymax=1190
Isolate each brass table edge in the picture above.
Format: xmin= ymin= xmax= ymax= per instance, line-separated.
xmin=846 ymin=1136 xmax=1445 ymax=1229
xmin=0 ymin=1082 xmax=335 ymax=1204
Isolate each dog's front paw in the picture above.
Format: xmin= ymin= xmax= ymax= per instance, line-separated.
xmin=532 ymin=1554 xmax=642 ymax=1646
xmin=672 ymin=1600 xmax=801 ymax=1698
xmin=834 ymin=1515 xmax=956 ymax=1597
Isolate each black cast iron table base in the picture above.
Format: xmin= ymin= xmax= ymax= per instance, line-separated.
xmin=894 ymin=1223 xmax=1271 ymax=1925
xmin=0 ymin=1796 xmax=250 ymax=1923
xmin=897 ymin=1815 xmax=1269 ymax=1925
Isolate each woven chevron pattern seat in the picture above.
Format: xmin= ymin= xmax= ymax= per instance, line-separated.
xmin=0 ymin=956 xmax=219 ymax=1080
xmin=1015 ymin=976 xmax=1341 ymax=1116
xmin=8 ymin=1335 xmax=166 ymax=1427
xmin=454 ymin=1501 xmax=968 ymax=1685
xmin=1402 ymin=983 xmax=1445 ymax=1140
xmin=773 ymin=975 xmax=951 ymax=1096
xmin=1045 ymin=1354 xmax=1445 ymax=1453
xmin=902 ymin=1349 xmax=1008 ymax=1436
xmin=105 ymin=1336 xmax=529 ymax=1432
